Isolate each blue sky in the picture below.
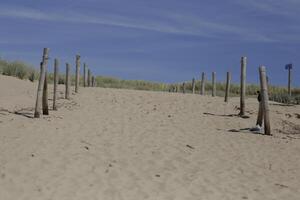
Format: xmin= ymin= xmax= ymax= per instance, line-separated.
xmin=0 ymin=0 xmax=299 ymax=87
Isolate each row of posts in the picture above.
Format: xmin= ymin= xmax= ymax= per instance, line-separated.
xmin=170 ymin=57 xmax=246 ymax=103
xmin=169 ymin=57 xmax=271 ymax=135
xmin=34 ymin=48 xmax=96 ymax=118
xmin=171 ymin=71 xmax=230 ymax=99
xmin=33 ymin=51 xmax=271 ymax=135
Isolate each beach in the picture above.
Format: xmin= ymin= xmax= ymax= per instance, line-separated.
xmin=1 ymin=74 xmax=300 ymax=200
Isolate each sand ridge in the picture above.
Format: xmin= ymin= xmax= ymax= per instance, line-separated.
xmin=0 ymin=75 xmax=300 ymax=200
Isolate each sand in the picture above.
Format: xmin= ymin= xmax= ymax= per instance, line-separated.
xmin=0 ymin=74 xmax=300 ymax=200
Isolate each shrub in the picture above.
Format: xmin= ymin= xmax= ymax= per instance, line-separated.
xmin=28 ymin=70 xmax=35 ymax=82
xmin=0 ymin=58 xmax=36 ymax=80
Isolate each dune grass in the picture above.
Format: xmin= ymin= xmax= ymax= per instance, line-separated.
xmin=172 ymin=80 xmax=300 ymax=104
xmin=1 ymin=58 xmax=299 ymax=104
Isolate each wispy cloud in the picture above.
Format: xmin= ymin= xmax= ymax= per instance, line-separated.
xmin=0 ymin=6 xmax=275 ymax=42
xmin=0 ymin=39 xmax=48 ymax=45
xmin=233 ymin=0 xmax=300 ymax=17
xmin=166 ymin=13 xmax=275 ymax=42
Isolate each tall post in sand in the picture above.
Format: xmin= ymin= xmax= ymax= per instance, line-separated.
xmin=75 ymin=55 xmax=80 ymax=93
xmin=224 ymin=72 xmax=231 ymax=102
xmin=256 ymin=100 xmax=263 ymax=127
xmin=200 ymin=72 xmax=205 ymax=95
xmin=34 ymin=49 xmax=48 ymax=118
xmin=240 ymin=57 xmax=247 ymax=116
xmin=53 ymin=58 xmax=59 ymax=110
xmin=212 ymin=72 xmax=216 ymax=97
xmin=92 ymin=76 xmax=95 ymax=87
xmin=65 ymin=63 xmax=70 ymax=100
xmin=192 ymin=78 xmax=195 ymax=94
xmin=285 ymin=64 xmax=292 ymax=96
xmin=94 ymin=77 xmax=97 ymax=87
xmin=88 ymin=69 xmax=91 ymax=87
xmin=259 ymin=66 xmax=271 ymax=135
xmin=83 ymin=63 xmax=87 ymax=87
xmin=42 ymin=70 xmax=49 ymax=115
xmin=288 ymin=67 xmax=291 ymax=96
xmin=182 ymin=82 xmax=186 ymax=94
xmin=42 ymin=48 xmax=49 ymax=115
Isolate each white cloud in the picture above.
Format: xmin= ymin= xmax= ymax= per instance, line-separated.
xmin=0 ymin=5 xmax=281 ymax=43
xmin=233 ymin=0 xmax=300 ymax=17
xmin=0 ymin=39 xmax=47 ymax=45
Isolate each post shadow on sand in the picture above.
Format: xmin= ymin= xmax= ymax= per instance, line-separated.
xmin=0 ymin=107 xmax=35 ymax=119
xmin=202 ymin=113 xmax=270 ymax=135
xmin=227 ymin=128 xmax=268 ymax=136
xmin=202 ymin=112 xmax=267 ymax=135
xmin=203 ymin=112 xmax=250 ymax=119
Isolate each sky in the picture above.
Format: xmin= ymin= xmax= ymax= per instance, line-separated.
xmin=0 ymin=0 xmax=299 ymax=87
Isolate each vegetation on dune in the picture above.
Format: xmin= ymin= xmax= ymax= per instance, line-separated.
xmin=0 ymin=57 xmax=299 ymax=104
xmin=172 ymin=80 xmax=300 ymax=104
xmin=0 ymin=58 xmax=37 ymax=81
xmin=94 ymin=76 xmax=168 ymax=91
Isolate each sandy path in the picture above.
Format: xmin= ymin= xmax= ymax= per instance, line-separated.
xmin=0 ymin=75 xmax=300 ymax=200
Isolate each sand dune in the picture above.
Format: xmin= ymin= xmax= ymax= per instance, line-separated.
xmin=0 ymin=75 xmax=300 ymax=200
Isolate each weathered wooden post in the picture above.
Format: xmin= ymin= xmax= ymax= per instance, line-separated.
xmin=83 ymin=63 xmax=87 ymax=87
xmin=75 ymin=55 xmax=80 ymax=93
xmin=53 ymin=58 xmax=59 ymax=110
xmin=42 ymin=70 xmax=49 ymax=115
xmin=256 ymin=98 xmax=263 ymax=127
xmin=240 ymin=57 xmax=247 ymax=116
xmin=285 ymin=64 xmax=292 ymax=96
xmin=192 ymin=78 xmax=195 ymax=94
xmin=212 ymin=72 xmax=216 ymax=97
xmin=92 ymin=76 xmax=95 ymax=87
xmin=88 ymin=69 xmax=91 ymax=87
xmin=42 ymin=48 xmax=49 ymax=115
xmin=200 ymin=72 xmax=205 ymax=95
xmin=224 ymin=72 xmax=231 ymax=102
xmin=259 ymin=66 xmax=271 ymax=135
xmin=93 ymin=78 xmax=97 ymax=87
xmin=34 ymin=55 xmax=47 ymax=118
xmin=65 ymin=63 xmax=70 ymax=100
xmin=182 ymin=82 xmax=186 ymax=94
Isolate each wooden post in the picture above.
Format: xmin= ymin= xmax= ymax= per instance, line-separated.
xmin=92 ymin=76 xmax=95 ymax=87
xmin=53 ymin=58 xmax=59 ymax=110
xmin=88 ymin=69 xmax=91 ymax=87
xmin=200 ymin=72 xmax=205 ymax=95
xmin=94 ymin=76 xmax=96 ymax=87
xmin=182 ymin=82 xmax=186 ymax=94
xmin=35 ymin=48 xmax=50 ymax=117
xmin=83 ymin=63 xmax=87 ymax=87
xmin=75 ymin=55 xmax=80 ymax=93
xmin=65 ymin=63 xmax=70 ymax=100
xmin=177 ymin=84 xmax=180 ymax=93
xmin=224 ymin=72 xmax=231 ymax=102
xmin=240 ymin=57 xmax=247 ymax=116
xmin=288 ymin=68 xmax=291 ymax=96
xmin=256 ymin=100 xmax=263 ymax=127
xmin=42 ymin=71 xmax=49 ymax=115
xmin=212 ymin=72 xmax=216 ymax=97
xmin=34 ymin=61 xmax=47 ymax=118
xmin=285 ymin=64 xmax=292 ymax=96
xmin=259 ymin=66 xmax=271 ymax=135
xmin=192 ymin=78 xmax=195 ymax=94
